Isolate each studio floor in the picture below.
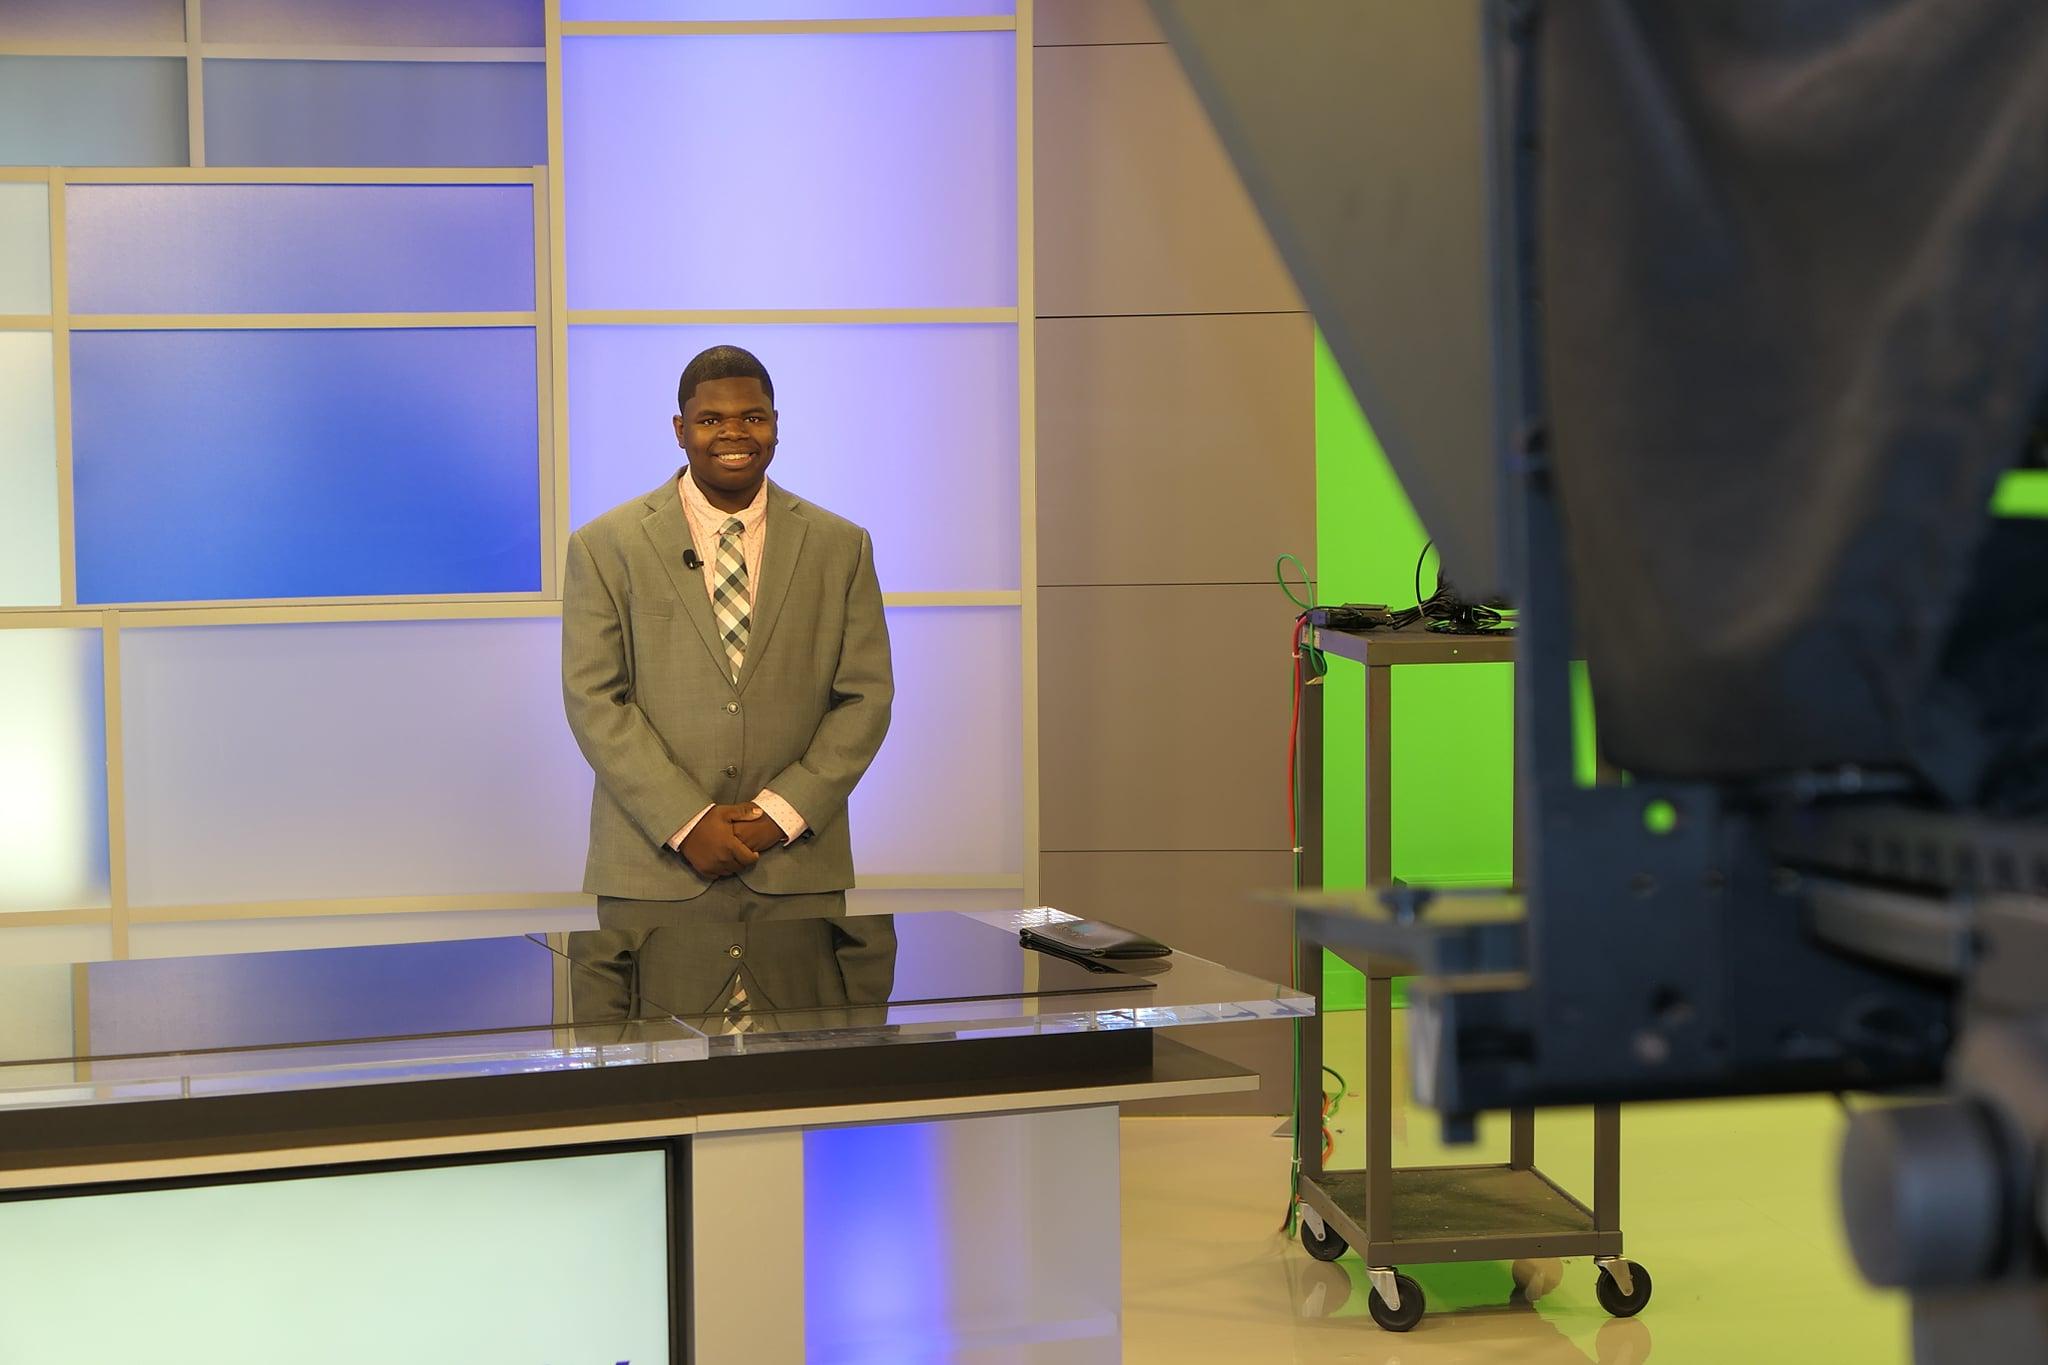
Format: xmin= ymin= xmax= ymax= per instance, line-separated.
xmin=1118 ymin=1009 xmax=1906 ymax=1365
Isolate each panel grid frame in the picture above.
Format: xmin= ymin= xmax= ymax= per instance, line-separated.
xmin=0 ymin=4 xmax=1037 ymax=945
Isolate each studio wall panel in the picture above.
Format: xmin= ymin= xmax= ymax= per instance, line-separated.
xmin=68 ymin=184 xmax=535 ymax=317
xmin=0 ymin=0 xmax=185 ymax=44
xmin=1039 ymin=584 xmax=1293 ymax=852
xmin=203 ymin=60 xmax=547 ymax=168
xmin=0 ymin=183 xmax=53 ymax=316
xmin=566 ymin=0 xmax=1011 ymax=15
xmin=0 ymin=58 xmax=188 ymax=168
xmin=1033 ymin=43 xmax=1298 ymax=317
xmin=851 ymin=607 xmax=1023 ymax=878
xmin=71 ymin=327 xmax=541 ymax=603
xmin=120 ymin=618 xmax=592 ymax=907
xmin=0 ymin=630 xmax=110 ymax=913
xmin=1040 ymin=849 xmax=1292 ymax=1113
xmin=1036 ymin=312 xmax=1312 ymax=585
xmin=568 ymin=324 xmax=1019 ymax=592
xmin=202 ymin=0 xmax=543 ymax=47
xmin=0 ymin=332 xmax=61 ymax=607
xmin=564 ymin=34 xmax=1015 ymax=310
xmin=1035 ymin=0 xmax=1162 ymax=46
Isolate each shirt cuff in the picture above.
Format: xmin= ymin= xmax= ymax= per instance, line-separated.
xmin=754 ymin=789 xmax=807 ymax=845
xmin=669 ymin=804 xmax=714 ymax=850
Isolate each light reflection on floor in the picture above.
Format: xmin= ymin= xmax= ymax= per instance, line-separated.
xmin=1120 ymin=1008 xmax=1910 ymax=1364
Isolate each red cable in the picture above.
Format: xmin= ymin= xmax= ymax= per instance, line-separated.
xmin=1287 ymin=616 xmax=1306 ymax=856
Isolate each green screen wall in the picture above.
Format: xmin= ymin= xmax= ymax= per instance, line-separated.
xmin=1313 ymin=332 xmax=1516 ymax=1009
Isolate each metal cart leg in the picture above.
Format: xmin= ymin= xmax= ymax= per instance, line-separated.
xmin=1510 ymin=1107 xmax=1536 ymax=1169
xmin=1366 ymin=971 xmax=1395 ymax=1248
xmin=1298 ymin=924 xmax=1325 ymax=1186
xmin=1593 ymin=1101 xmax=1622 ymax=1241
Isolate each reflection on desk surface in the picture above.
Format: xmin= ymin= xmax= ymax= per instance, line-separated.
xmin=0 ymin=909 xmax=1311 ymax=1097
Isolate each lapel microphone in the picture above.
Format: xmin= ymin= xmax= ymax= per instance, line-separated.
xmin=683 ymin=548 xmax=702 ymax=570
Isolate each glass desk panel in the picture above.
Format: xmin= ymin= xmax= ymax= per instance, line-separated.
xmin=553 ymin=907 xmax=1314 ymax=1056
xmin=0 ymin=934 xmax=707 ymax=1114
xmin=0 ymin=910 xmax=1312 ymax=1108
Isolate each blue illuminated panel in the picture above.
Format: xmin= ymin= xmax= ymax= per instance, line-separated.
xmin=204 ymin=60 xmax=546 ymax=168
xmin=203 ymin=0 xmax=542 ymax=45
xmin=69 ymin=184 xmax=535 ymax=316
xmin=567 ymin=324 xmax=1018 ymax=592
xmin=564 ymin=34 xmax=1015 ymax=309
xmin=804 ymin=1112 xmax=1120 ymax=1362
xmin=805 ymin=1122 xmax=948 ymax=1355
xmin=72 ymin=328 xmax=540 ymax=603
xmin=0 ymin=58 xmax=187 ymax=167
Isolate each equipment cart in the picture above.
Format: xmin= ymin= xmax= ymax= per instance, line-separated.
xmin=1293 ymin=623 xmax=1652 ymax=1331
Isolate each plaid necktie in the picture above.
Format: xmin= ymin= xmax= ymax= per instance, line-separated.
xmin=711 ymin=516 xmax=749 ymax=681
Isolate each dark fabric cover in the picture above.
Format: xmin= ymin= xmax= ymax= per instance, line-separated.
xmin=1539 ymin=0 xmax=2048 ymax=805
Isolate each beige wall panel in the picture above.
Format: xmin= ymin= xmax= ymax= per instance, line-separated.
xmin=1036 ymin=311 xmax=1312 ymax=586
xmin=1041 ymin=848 xmax=1292 ymax=1114
xmin=1033 ymin=44 xmax=1301 ymax=318
xmin=1035 ymin=0 xmax=1163 ymax=46
xmin=1039 ymin=583 xmax=1293 ymax=852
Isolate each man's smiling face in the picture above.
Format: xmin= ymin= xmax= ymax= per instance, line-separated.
xmin=674 ymin=376 xmax=778 ymax=511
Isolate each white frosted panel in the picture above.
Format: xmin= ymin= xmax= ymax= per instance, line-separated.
xmin=852 ymin=608 xmax=1021 ymax=877
xmin=0 ymin=925 xmax=113 ymax=966
xmin=0 ymin=0 xmax=185 ymax=43
xmin=0 ymin=964 xmax=72 ymax=1057
xmin=122 ymin=619 xmax=595 ymax=906
xmin=0 ymin=1153 xmax=672 ymax=1365
xmin=0 ymin=184 xmax=52 ymax=314
xmin=566 ymin=0 xmax=1011 ymax=14
xmin=568 ymin=324 xmax=1019 ymax=592
xmin=0 ymin=333 xmax=61 ymax=606
xmin=0 ymin=631 xmax=111 ymax=912
xmin=565 ymin=34 xmax=1015 ymax=309
xmin=203 ymin=0 xmax=542 ymax=46
xmin=0 ymin=59 xmax=187 ymax=167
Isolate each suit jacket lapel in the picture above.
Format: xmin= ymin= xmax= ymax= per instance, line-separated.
xmin=737 ymin=481 xmax=808 ymax=694
xmin=639 ymin=475 xmax=732 ymax=681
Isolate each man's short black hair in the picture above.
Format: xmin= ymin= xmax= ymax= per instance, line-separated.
xmin=678 ymin=345 xmax=775 ymax=413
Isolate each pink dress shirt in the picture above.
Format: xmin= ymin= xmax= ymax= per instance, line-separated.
xmin=666 ymin=469 xmax=807 ymax=852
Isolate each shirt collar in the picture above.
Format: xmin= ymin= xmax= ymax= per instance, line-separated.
xmin=678 ymin=467 xmax=768 ymax=531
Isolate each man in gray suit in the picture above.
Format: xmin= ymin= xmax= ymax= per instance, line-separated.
xmin=561 ymin=345 xmax=895 ymax=1020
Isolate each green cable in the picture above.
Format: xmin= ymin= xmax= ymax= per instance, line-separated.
xmin=1275 ymin=553 xmax=1315 ymax=611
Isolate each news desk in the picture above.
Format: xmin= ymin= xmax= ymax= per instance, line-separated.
xmin=0 ymin=907 xmax=1307 ymax=1364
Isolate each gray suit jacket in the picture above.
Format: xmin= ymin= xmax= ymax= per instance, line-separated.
xmin=562 ymin=475 xmax=893 ymax=900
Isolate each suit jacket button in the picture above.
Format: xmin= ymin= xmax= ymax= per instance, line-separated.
xmin=727 ymin=944 xmax=743 ymax=959
xmin=723 ymin=765 xmax=738 ymax=777
xmin=725 ymin=701 xmax=739 ymax=713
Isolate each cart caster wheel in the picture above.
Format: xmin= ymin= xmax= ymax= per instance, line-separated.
xmin=1595 ymin=1260 xmax=1653 ymax=1317
xmin=1367 ymin=1272 xmax=1425 ymax=1332
xmin=1299 ymin=1214 xmax=1348 ymax=1262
